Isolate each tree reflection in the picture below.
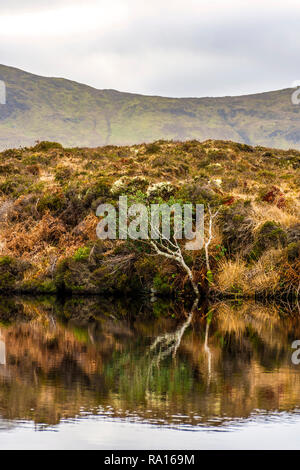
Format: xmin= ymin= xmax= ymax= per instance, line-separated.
xmin=149 ymin=298 xmax=198 ymax=363
xmin=0 ymin=329 xmax=5 ymax=366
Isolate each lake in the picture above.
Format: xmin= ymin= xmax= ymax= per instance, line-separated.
xmin=0 ymin=296 xmax=300 ymax=449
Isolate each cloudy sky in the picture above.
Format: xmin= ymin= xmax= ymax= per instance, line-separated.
xmin=0 ymin=0 xmax=299 ymax=97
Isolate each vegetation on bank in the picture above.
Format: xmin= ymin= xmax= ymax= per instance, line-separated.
xmin=0 ymin=139 xmax=299 ymax=298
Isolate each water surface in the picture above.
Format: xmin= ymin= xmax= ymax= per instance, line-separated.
xmin=0 ymin=296 xmax=299 ymax=449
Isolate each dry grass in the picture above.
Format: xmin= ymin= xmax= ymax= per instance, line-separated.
xmin=215 ymin=249 xmax=283 ymax=295
xmin=215 ymin=259 xmax=247 ymax=292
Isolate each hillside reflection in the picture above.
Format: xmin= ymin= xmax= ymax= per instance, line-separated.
xmin=0 ymin=296 xmax=299 ymax=428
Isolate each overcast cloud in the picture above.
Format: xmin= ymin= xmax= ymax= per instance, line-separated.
xmin=0 ymin=0 xmax=299 ymax=97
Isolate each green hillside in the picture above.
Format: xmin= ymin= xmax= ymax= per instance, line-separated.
xmin=0 ymin=64 xmax=300 ymax=150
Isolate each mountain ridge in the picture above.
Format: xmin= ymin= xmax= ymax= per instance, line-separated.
xmin=0 ymin=64 xmax=299 ymax=150
xmin=0 ymin=63 xmax=294 ymax=99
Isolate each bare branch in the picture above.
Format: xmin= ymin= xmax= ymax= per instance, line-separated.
xmin=204 ymin=204 xmax=220 ymax=273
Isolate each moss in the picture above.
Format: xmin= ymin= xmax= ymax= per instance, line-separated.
xmin=0 ymin=256 xmax=13 ymax=266
xmin=21 ymin=279 xmax=57 ymax=294
xmin=73 ymin=246 xmax=90 ymax=262
xmin=0 ymin=271 xmax=16 ymax=290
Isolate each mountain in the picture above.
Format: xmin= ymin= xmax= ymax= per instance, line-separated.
xmin=0 ymin=139 xmax=299 ymax=296
xmin=0 ymin=64 xmax=300 ymax=150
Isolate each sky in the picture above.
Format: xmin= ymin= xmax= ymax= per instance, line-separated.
xmin=0 ymin=0 xmax=300 ymax=97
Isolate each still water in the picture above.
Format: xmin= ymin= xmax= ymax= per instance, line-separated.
xmin=0 ymin=296 xmax=300 ymax=449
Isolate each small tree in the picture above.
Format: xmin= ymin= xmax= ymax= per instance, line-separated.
xmin=148 ymin=203 xmax=220 ymax=296
xmin=149 ymin=236 xmax=200 ymax=298
xmin=96 ymin=194 xmax=220 ymax=298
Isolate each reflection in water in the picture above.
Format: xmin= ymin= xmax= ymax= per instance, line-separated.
xmin=0 ymin=296 xmax=299 ymax=432
xmin=204 ymin=319 xmax=212 ymax=386
xmin=149 ymin=298 xmax=198 ymax=363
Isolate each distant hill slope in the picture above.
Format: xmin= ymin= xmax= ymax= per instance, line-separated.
xmin=0 ymin=64 xmax=300 ymax=150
